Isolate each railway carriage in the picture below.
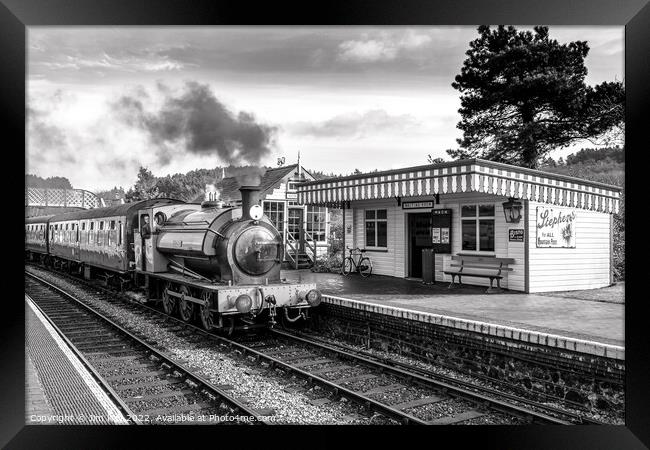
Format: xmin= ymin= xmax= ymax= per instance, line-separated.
xmin=54 ymin=199 xmax=184 ymax=275
xmin=25 ymin=187 xmax=321 ymax=332
xmin=25 ymin=215 xmax=53 ymax=256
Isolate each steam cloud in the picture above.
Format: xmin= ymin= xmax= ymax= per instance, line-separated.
xmin=113 ymin=81 xmax=277 ymax=186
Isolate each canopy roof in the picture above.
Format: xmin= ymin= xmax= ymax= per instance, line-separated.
xmin=297 ymin=159 xmax=621 ymax=214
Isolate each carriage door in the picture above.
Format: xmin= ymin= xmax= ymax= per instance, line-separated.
xmin=136 ymin=210 xmax=154 ymax=271
xmin=134 ymin=214 xmax=143 ymax=271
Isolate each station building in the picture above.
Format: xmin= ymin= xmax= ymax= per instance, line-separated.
xmin=297 ymin=159 xmax=621 ymax=293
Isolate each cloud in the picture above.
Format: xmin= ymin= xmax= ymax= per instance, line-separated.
xmin=288 ymin=109 xmax=422 ymax=138
xmin=41 ymin=51 xmax=192 ymax=72
xmin=28 ymin=107 xmax=68 ymax=152
xmin=337 ymin=30 xmax=433 ymax=63
xmin=112 ymin=81 xmax=277 ymax=166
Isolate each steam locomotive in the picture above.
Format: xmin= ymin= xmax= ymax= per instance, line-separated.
xmin=25 ymin=186 xmax=322 ymax=332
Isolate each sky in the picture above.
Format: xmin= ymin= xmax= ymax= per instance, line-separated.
xmin=26 ymin=26 xmax=624 ymax=192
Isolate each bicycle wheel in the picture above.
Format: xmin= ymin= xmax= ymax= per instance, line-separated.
xmin=342 ymin=257 xmax=353 ymax=275
xmin=359 ymin=257 xmax=372 ymax=277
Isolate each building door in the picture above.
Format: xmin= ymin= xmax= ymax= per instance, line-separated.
xmin=408 ymin=213 xmax=432 ymax=278
xmin=288 ymin=208 xmax=305 ymax=253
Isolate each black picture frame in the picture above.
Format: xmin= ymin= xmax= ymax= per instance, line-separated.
xmin=5 ymin=0 xmax=648 ymax=448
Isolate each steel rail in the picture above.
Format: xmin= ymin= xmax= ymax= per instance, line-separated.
xmin=25 ymin=271 xmax=266 ymax=425
xmin=26 ymin=292 xmax=139 ymax=425
xmin=26 ymin=264 xmax=595 ymax=425
xmin=26 ymin=266 xmax=428 ymax=424
xmin=269 ymin=328 xmax=582 ymax=425
xmin=312 ymin=334 xmax=605 ymax=425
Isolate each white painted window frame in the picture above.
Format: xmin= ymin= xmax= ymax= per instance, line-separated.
xmin=460 ymin=203 xmax=496 ymax=254
xmin=364 ymin=208 xmax=388 ymax=250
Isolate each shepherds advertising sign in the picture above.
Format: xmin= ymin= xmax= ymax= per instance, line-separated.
xmin=536 ymin=207 xmax=577 ymax=248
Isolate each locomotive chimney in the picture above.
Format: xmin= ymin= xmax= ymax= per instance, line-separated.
xmin=240 ymin=185 xmax=261 ymax=220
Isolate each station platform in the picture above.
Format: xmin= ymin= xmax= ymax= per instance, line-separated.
xmin=25 ymin=295 xmax=129 ymax=425
xmin=281 ymin=270 xmax=625 ymax=360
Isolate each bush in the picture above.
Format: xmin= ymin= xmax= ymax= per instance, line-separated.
xmin=311 ymin=252 xmax=343 ymax=273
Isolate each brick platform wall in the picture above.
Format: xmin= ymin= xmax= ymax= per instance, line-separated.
xmin=313 ymin=303 xmax=624 ymax=412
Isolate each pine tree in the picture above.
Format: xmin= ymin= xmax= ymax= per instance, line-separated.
xmin=125 ymin=167 xmax=159 ymax=201
xmin=450 ymin=25 xmax=624 ymax=168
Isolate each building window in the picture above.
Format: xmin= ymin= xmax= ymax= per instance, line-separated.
xmin=263 ymin=201 xmax=285 ymax=233
xmin=306 ymin=206 xmax=326 ymax=241
xmin=365 ymin=209 xmax=388 ymax=248
xmin=461 ymin=204 xmax=495 ymax=252
xmin=287 ymin=181 xmax=298 ymax=191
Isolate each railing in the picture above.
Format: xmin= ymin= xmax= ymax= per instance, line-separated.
xmin=303 ymin=230 xmax=316 ymax=264
xmin=286 ymin=233 xmax=299 ymax=269
xmin=26 ymin=187 xmax=102 ymax=209
xmin=285 ymin=230 xmax=316 ymax=269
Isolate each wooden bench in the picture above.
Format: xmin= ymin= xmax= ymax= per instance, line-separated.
xmin=443 ymin=255 xmax=515 ymax=294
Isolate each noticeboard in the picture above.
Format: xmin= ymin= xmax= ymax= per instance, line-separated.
xmin=431 ymin=208 xmax=452 ymax=254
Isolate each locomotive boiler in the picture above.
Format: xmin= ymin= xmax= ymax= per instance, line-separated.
xmin=155 ymin=186 xmax=283 ymax=284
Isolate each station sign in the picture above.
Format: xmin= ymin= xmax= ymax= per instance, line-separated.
xmin=508 ymin=229 xmax=525 ymax=242
xmin=403 ymin=201 xmax=434 ymax=209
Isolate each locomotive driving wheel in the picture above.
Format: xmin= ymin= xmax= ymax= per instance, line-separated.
xmin=198 ymin=291 xmax=214 ymax=331
xmin=177 ymin=285 xmax=194 ymax=322
xmin=162 ymin=282 xmax=176 ymax=315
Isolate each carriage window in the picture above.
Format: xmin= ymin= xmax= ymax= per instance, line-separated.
xmin=118 ymin=222 xmax=123 ymax=245
xmin=90 ymin=222 xmax=94 ymax=230
xmin=82 ymin=222 xmax=86 ymax=230
xmin=110 ymin=220 xmax=116 ymax=230
xmin=100 ymin=221 xmax=104 ymax=230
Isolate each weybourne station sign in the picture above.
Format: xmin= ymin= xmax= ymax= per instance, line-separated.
xmin=536 ymin=207 xmax=577 ymax=248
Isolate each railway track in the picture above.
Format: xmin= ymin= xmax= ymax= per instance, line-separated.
xmin=25 ymin=264 xmax=590 ymax=425
xmin=25 ymin=272 xmax=266 ymax=425
xmin=265 ymin=328 xmax=605 ymax=425
xmin=237 ymin=329 xmax=576 ymax=425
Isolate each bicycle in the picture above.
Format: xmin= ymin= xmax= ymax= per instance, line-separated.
xmin=342 ymin=246 xmax=373 ymax=277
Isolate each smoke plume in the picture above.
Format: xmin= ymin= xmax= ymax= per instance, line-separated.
xmin=113 ymin=81 xmax=277 ymax=178
xmin=235 ymin=166 xmax=265 ymax=187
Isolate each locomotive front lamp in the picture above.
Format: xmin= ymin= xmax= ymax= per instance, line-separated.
xmin=502 ymin=198 xmax=523 ymax=223
xmin=306 ymin=289 xmax=322 ymax=307
xmin=235 ymin=294 xmax=253 ymax=313
xmin=249 ymin=204 xmax=263 ymax=221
